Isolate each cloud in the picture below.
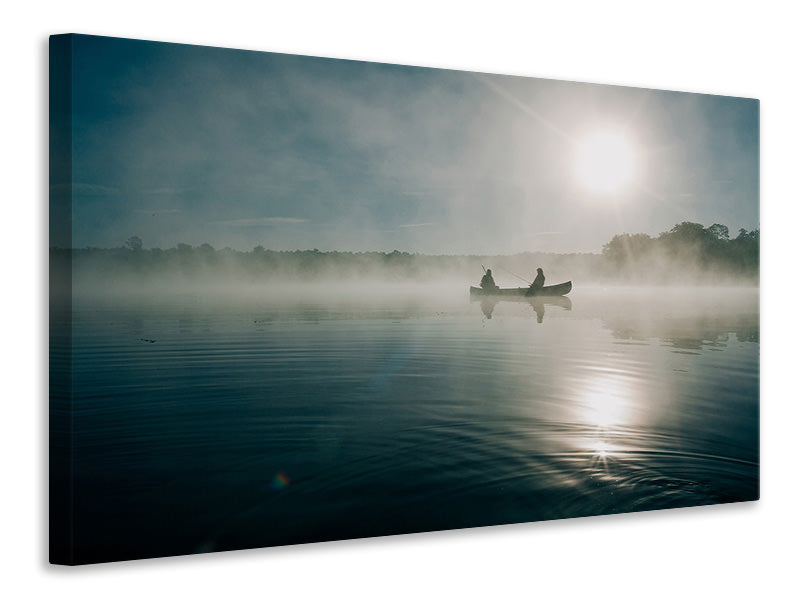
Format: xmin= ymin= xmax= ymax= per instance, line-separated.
xmin=134 ymin=208 xmax=181 ymax=215
xmin=51 ymin=183 xmax=118 ymax=195
xmin=214 ymin=217 xmax=307 ymax=227
xmin=144 ymin=187 xmax=189 ymax=196
xmin=397 ymin=222 xmax=436 ymax=228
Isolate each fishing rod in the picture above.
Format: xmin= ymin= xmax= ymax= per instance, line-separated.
xmin=496 ymin=265 xmax=531 ymax=285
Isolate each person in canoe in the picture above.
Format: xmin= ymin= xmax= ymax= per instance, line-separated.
xmin=526 ymin=267 xmax=545 ymax=296
xmin=480 ymin=268 xmax=498 ymax=292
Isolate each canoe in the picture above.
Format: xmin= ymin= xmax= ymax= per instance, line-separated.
xmin=469 ymin=281 xmax=572 ymax=297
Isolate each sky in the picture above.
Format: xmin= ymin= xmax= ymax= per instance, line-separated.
xmin=52 ymin=34 xmax=759 ymax=254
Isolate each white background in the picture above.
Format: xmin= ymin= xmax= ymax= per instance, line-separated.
xmin=3 ymin=1 xmax=798 ymax=597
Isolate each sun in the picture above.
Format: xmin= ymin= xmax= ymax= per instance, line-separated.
xmin=574 ymin=131 xmax=636 ymax=194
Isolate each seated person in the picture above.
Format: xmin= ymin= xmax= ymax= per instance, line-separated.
xmin=480 ymin=269 xmax=498 ymax=291
xmin=526 ymin=267 xmax=545 ymax=296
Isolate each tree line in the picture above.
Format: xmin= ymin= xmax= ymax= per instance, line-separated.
xmin=52 ymin=221 xmax=758 ymax=286
xmin=601 ymin=222 xmax=758 ymax=282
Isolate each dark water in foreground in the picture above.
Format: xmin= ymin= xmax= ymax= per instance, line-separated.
xmin=51 ymin=285 xmax=759 ymax=563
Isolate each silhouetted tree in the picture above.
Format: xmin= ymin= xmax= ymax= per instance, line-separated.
xmin=659 ymin=222 xmax=710 ymax=245
xmin=602 ymin=233 xmax=655 ymax=264
xmin=707 ymin=224 xmax=730 ymax=240
xmin=125 ymin=236 xmax=143 ymax=251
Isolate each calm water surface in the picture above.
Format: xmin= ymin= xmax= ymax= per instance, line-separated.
xmin=53 ymin=285 xmax=759 ymax=563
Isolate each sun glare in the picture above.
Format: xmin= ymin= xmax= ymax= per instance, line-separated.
xmin=574 ymin=131 xmax=636 ymax=194
xmin=578 ymin=374 xmax=632 ymax=429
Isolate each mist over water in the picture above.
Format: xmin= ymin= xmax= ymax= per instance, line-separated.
xmin=53 ymin=282 xmax=758 ymax=563
xmin=57 ymin=218 xmax=760 ymax=299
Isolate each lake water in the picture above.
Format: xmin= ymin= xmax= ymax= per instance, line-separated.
xmin=51 ymin=284 xmax=759 ymax=564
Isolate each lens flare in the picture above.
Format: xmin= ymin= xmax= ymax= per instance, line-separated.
xmin=270 ymin=471 xmax=290 ymax=490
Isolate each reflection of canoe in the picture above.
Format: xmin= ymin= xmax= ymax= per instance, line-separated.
xmin=530 ymin=295 xmax=572 ymax=310
xmin=469 ymin=281 xmax=572 ymax=297
xmin=477 ymin=293 xmax=572 ymax=321
xmin=478 ymin=295 xmax=572 ymax=310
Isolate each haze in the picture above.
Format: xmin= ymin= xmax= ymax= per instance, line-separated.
xmin=50 ymin=35 xmax=758 ymax=256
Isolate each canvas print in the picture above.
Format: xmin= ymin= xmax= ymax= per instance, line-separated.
xmin=49 ymin=34 xmax=759 ymax=565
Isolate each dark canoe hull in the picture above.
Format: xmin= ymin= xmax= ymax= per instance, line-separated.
xmin=469 ymin=281 xmax=572 ymax=297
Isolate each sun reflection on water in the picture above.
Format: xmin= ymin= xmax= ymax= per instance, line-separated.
xmin=574 ymin=373 xmax=639 ymax=467
xmin=579 ymin=374 xmax=633 ymax=429
xmin=594 ymin=440 xmax=612 ymax=459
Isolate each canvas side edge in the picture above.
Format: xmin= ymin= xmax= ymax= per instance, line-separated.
xmin=49 ymin=33 xmax=76 ymax=566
